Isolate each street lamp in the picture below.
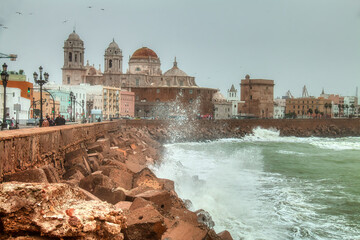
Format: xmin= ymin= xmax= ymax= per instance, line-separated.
xmin=69 ymin=91 xmax=74 ymax=122
xmin=33 ymin=66 xmax=49 ymax=127
xmin=1 ymin=63 xmax=9 ymax=130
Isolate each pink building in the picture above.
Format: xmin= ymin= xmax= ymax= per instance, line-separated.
xmin=120 ymin=90 xmax=135 ymax=117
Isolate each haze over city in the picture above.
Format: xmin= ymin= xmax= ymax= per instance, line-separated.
xmin=0 ymin=0 xmax=359 ymax=98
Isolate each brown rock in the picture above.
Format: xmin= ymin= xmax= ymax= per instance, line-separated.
xmin=135 ymin=190 xmax=172 ymax=213
xmin=132 ymin=168 xmax=163 ymax=189
xmin=64 ymin=149 xmax=91 ymax=177
xmin=0 ymin=182 xmax=125 ymax=239
xmin=101 ymin=167 xmax=133 ymax=190
xmin=124 ymin=204 xmax=167 ymax=240
xmin=129 ymin=197 xmax=153 ymax=211
xmin=218 ymin=230 xmax=234 ymax=240
xmin=93 ymin=186 xmax=126 ymax=204
xmin=115 ymin=201 xmax=132 ymax=211
xmin=79 ymin=173 xmax=116 ymax=193
xmin=3 ymin=168 xmax=48 ymax=183
xmin=96 ymin=138 xmax=111 ymax=153
xmin=87 ymin=141 xmax=104 ymax=154
xmin=41 ymin=165 xmax=60 ymax=183
xmin=161 ymin=220 xmax=208 ymax=240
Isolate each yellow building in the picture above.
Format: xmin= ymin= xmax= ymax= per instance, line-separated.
xmin=33 ymin=91 xmax=60 ymax=119
xmin=285 ymin=97 xmax=333 ymax=118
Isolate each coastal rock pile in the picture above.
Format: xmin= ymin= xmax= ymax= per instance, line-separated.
xmin=0 ymin=126 xmax=233 ymax=240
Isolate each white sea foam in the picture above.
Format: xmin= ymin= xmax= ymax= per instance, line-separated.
xmin=151 ymin=129 xmax=360 ymax=239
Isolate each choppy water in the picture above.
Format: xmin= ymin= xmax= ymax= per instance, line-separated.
xmin=151 ymin=127 xmax=360 ymax=240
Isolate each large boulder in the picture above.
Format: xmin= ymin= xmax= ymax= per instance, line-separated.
xmin=3 ymin=168 xmax=48 ymax=183
xmin=124 ymin=204 xmax=167 ymax=240
xmin=0 ymin=182 xmax=126 ymax=239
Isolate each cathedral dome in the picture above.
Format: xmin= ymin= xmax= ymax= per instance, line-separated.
xmin=212 ymin=91 xmax=227 ymax=102
xmin=164 ymin=58 xmax=187 ymax=76
xmin=67 ymin=31 xmax=81 ymax=41
xmin=131 ymin=47 xmax=158 ymax=59
xmin=108 ymin=39 xmax=120 ymax=50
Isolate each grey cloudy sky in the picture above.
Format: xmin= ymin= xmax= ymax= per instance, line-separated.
xmin=0 ymin=0 xmax=359 ymax=98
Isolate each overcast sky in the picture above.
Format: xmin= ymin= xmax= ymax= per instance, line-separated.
xmin=0 ymin=0 xmax=359 ymax=98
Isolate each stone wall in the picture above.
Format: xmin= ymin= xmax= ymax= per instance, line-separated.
xmin=1 ymin=118 xmax=359 ymax=181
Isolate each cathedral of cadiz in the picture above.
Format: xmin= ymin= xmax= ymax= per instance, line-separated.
xmin=62 ymin=31 xmax=217 ymax=118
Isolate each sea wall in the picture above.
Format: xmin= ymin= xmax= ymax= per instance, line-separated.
xmin=1 ymin=118 xmax=359 ymax=180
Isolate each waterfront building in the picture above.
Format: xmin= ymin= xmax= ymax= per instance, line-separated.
xmin=273 ymin=98 xmax=286 ymax=119
xmin=344 ymin=96 xmax=358 ymax=117
xmin=213 ymin=91 xmax=232 ymax=119
xmin=239 ymin=74 xmax=274 ymax=118
xmin=61 ymin=31 xmax=218 ymax=118
xmin=285 ymin=97 xmax=332 ymax=118
xmin=0 ymin=70 xmax=33 ymax=122
xmin=227 ymin=84 xmax=243 ymax=117
xmin=33 ymin=91 xmax=60 ymax=120
xmin=0 ymin=87 xmax=31 ymax=124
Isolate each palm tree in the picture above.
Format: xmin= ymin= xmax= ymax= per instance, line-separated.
xmin=350 ymin=104 xmax=355 ymax=116
xmin=328 ymin=103 xmax=332 ymax=118
xmin=308 ymin=108 xmax=313 ymax=118
xmin=315 ymin=108 xmax=319 ymax=118
xmin=324 ymin=103 xmax=328 ymax=118
xmin=338 ymin=104 xmax=342 ymax=118
xmin=345 ymin=104 xmax=349 ymax=117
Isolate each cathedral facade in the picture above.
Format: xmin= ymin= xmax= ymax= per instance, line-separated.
xmin=62 ymin=31 xmax=217 ymax=118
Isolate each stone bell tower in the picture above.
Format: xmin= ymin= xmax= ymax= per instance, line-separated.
xmin=104 ymin=39 xmax=123 ymax=74
xmin=62 ymin=31 xmax=86 ymax=85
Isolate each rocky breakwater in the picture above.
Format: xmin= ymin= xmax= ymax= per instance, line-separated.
xmin=0 ymin=125 xmax=233 ymax=240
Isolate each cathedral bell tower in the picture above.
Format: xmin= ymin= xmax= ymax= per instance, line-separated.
xmin=62 ymin=31 xmax=86 ymax=85
xmin=104 ymin=39 xmax=123 ymax=74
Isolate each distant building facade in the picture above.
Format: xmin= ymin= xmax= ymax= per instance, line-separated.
xmin=61 ymin=31 xmax=218 ymax=118
xmin=285 ymin=97 xmax=332 ymax=118
xmin=213 ymin=92 xmax=232 ymax=119
xmin=273 ymin=98 xmax=286 ymax=119
xmin=239 ymin=75 xmax=274 ymax=118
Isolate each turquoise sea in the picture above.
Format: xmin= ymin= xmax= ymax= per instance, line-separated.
xmin=151 ymin=128 xmax=360 ymax=240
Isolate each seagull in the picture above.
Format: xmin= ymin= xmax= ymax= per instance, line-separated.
xmin=16 ymin=11 xmax=22 ymax=15
xmin=88 ymin=6 xmax=92 ymax=8
xmin=2 ymin=26 xmax=8 ymax=29
xmin=63 ymin=20 xmax=69 ymax=23
xmin=29 ymin=12 xmax=33 ymax=15
xmin=101 ymin=8 xmax=105 ymax=10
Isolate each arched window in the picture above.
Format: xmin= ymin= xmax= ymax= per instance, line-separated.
xmin=109 ymin=60 xmax=112 ymax=68
xmin=136 ymin=67 xmax=141 ymax=71
xmin=69 ymin=52 xmax=72 ymax=62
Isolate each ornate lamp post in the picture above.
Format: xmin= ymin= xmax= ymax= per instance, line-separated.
xmin=1 ymin=63 xmax=9 ymax=130
xmin=69 ymin=91 xmax=74 ymax=122
xmin=33 ymin=66 xmax=49 ymax=127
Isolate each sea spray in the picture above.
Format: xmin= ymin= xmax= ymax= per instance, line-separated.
xmin=151 ymin=128 xmax=360 ymax=240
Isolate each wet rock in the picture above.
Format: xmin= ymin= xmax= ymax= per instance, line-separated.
xmin=3 ymin=168 xmax=48 ymax=183
xmin=161 ymin=220 xmax=208 ymax=240
xmin=132 ymin=168 xmax=163 ymax=189
xmin=195 ymin=209 xmax=215 ymax=228
xmin=124 ymin=204 xmax=167 ymax=240
xmin=218 ymin=230 xmax=234 ymax=240
xmin=135 ymin=190 xmax=172 ymax=213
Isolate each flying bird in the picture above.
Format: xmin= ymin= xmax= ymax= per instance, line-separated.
xmin=16 ymin=11 xmax=22 ymax=15
xmin=88 ymin=6 xmax=92 ymax=8
xmin=2 ymin=26 xmax=8 ymax=29
xmin=63 ymin=20 xmax=69 ymax=23
xmin=101 ymin=8 xmax=105 ymax=11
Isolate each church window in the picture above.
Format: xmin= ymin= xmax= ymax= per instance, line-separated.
xmin=67 ymin=77 xmax=70 ymax=84
xmin=136 ymin=67 xmax=141 ymax=71
xmin=75 ymin=54 xmax=77 ymax=62
xmin=80 ymin=53 xmax=82 ymax=63
xmin=109 ymin=60 xmax=112 ymax=68
xmin=250 ymin=95 xmax=252 ymax=100
xmin=189 ymin=89 xmax=193 ymax=94
xmin=136 ymin=79 xmax=139 ymax=86
xmin=156 ymin=89 xmax=160 ymax=94
xmin=69 ymin=52 xmax=72 ymax=62
xmin=166 ymin=80 xmax=170 ymax=86
xmin=179 ymin=80 xmax=184 ymax=86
